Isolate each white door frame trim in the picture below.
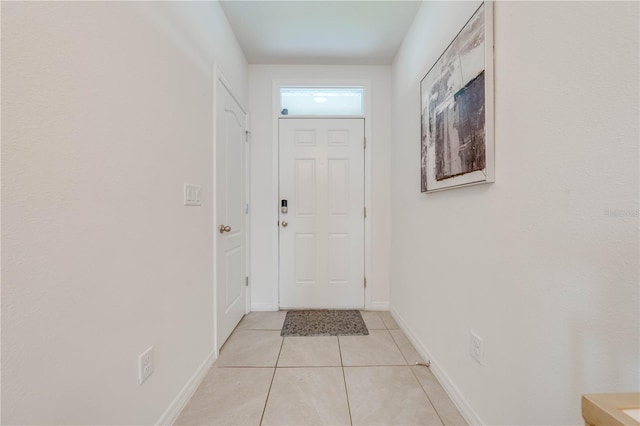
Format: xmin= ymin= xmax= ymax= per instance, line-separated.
xmin=270 ymin=78 xmax=373 ymax=311
xmin=213 ymin=64 xmax=251 ymax=357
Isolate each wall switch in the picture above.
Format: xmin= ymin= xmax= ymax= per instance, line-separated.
xmin=469 ymin=331 xmax=483 ymax=365
xmin=184 ymin=184 xmax=202 ymax=206
xmin=138 ymin=346 xmax=154 ymax=384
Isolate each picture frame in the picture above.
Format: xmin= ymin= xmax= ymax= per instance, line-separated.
xmin=420 ymin=2 xmax=494 ymax=193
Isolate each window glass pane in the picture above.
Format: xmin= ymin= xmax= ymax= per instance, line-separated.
xmin=280 ymin=87 xmax=364 ymax=116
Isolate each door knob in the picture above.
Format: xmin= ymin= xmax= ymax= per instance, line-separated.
xmin=281 ymin=220 xmax=288 ymax=227
xmin=219 ymin=225 xmax=231 ymax=233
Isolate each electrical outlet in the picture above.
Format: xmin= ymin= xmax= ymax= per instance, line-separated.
xmin=184 ymin=184 xmax=202 ymax=206
xmin=138 ymin=346 xmax=154 ymax=384
xmin=469 ymin=331 xmax=483 ymax=365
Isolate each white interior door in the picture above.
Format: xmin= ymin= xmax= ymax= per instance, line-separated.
xmin=216 ymin=79 xmax=247 ymax=349
xmin=279 ymin=118 xmax=365 ymax=309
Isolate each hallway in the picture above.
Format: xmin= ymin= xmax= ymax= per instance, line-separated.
xmin=176 ymin=311 xmax=466 ymax=425
xmin=2 ymin=1 xmax=638 ymax=424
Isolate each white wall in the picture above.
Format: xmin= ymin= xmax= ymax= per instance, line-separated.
xmin=1 ymin=1 xmax=247 ymax=424
xmin=248 ymin=65 xmax=392 ymax=311
xmin=390 ymin=1 xmax=639 ymax=424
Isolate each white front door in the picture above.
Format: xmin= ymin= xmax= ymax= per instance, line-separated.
xmin=279 ymin=118 xmax=365 ymax=309
xmin=216 ymin=79 xmax=247 ymax=349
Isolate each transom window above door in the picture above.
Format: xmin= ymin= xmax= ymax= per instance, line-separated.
xmin=280 ymin=87 xmax=364 ymax=116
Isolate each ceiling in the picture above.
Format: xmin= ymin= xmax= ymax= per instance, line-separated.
xmin=219 ymin=1 xmax=422 ymax=65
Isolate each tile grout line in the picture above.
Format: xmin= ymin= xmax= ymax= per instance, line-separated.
xmin=409 ymin=364 xmax=446 ymax=426
xmin=258 ymin=334 xmax=285 ymax=426
xmin=337 ymin=335 xmax=353 ymax=426
xmin=382 ymin=314 xmax=444 ymax=425
xmin=388 ymin=324 xmax=446 ymax=426
xmin=333 ymin=363 xmax=415 ymax=368
xmin=383 ymin=316 xmax=446 ymax=425
xmin=388 ymin=329 xmax=411 ymax=366
xmin=386 ymin=326 xmax=445 ymax=421
xmin=241 ymin=328 xmax=282 ymax=331
xmin=219 ymin=364 xmax=415 ymax=369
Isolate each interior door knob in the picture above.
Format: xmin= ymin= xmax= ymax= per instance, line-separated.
xmin=219 ymin=225 xmax=231 ymax=233
xmin=281 ymin=220 xmax=288 ymax=227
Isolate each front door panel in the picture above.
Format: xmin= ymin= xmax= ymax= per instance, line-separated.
xmin=279 ymin=118 xmax=365 ymax=309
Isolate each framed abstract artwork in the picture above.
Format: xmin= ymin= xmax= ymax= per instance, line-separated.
xmin=421 ymin=2 xmax=494 ymax=193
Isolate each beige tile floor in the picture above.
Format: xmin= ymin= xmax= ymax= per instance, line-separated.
xmin=175 ymin=311 xmax=467 ymax=426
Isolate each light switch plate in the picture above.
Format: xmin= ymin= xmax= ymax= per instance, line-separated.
xmin=184 ymin=184 xmax=202 ymax=206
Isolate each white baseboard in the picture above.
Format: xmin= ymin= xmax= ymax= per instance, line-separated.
xmin=368 ymin=301 xmax=390 ymax=311
xmin=252 ymin=302 xmax=390 ymax=311
xmin=156 ymin=350 xmax=217 ymax=425
xmin=251 ymin=302 xmax=278 ymax=311
xmin=389 ymin=306 xmax=484 ymax=426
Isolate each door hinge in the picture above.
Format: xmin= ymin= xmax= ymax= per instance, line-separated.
xmin=364 ymin=277 xmax=367 ymax=288
xmin=364 ymin=207 xmax=367 ymax=218
xmin=245 ymin=130 xmax=251 ymax=142
xmin=363 ymin=137 xmax=367 ymax=150
xmin=245 ymin=203 xmax=249 ymax=214
xmin=245 ymin=276 xmax=249 ymax=286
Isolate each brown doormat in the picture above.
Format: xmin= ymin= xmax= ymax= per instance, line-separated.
xmin=281 ymin=310 xmax=369 ymax=337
